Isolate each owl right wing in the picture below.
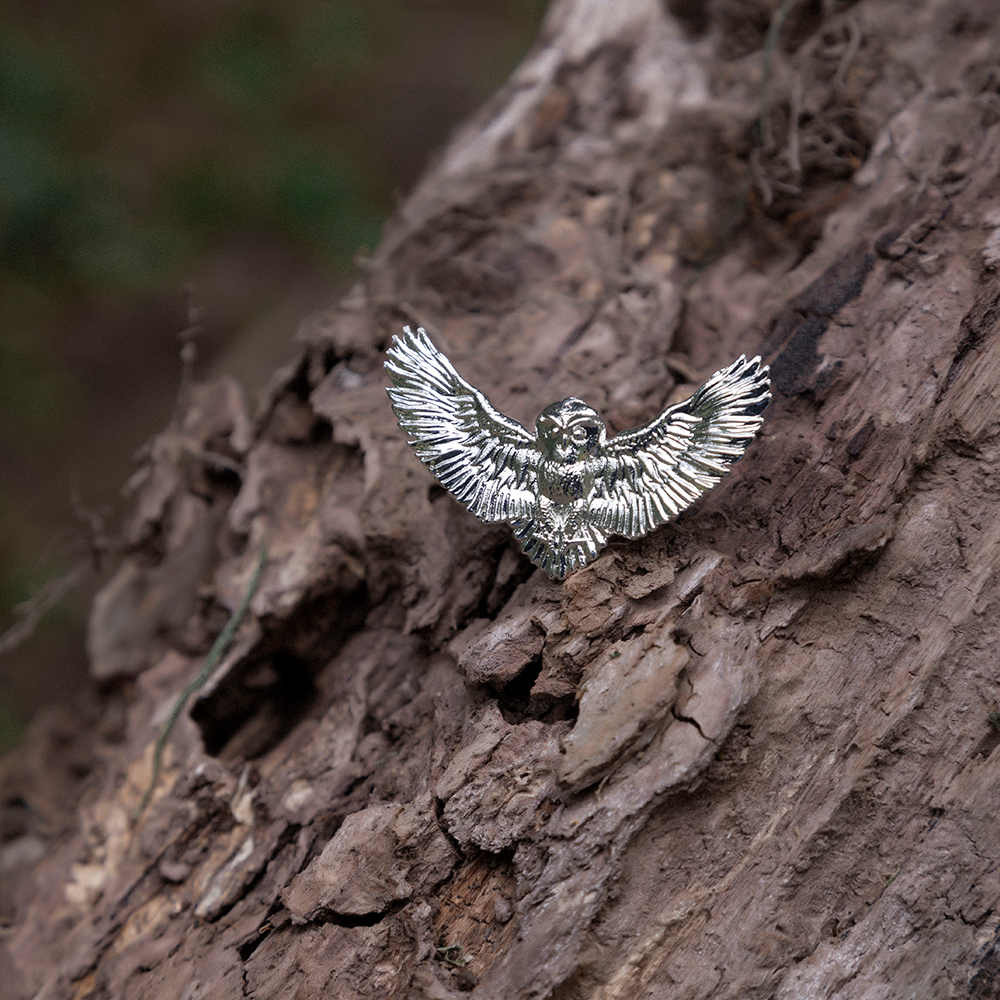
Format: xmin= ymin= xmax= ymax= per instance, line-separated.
xmin=592 ymin=355 xmax=770 ymax=538
xmin=385 ymin=326 xmax=540 ymax=523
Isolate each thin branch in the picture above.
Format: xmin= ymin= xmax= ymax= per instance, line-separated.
xmin=786 ymin=70 xmax=803 ymax=178
xmin=834 ymin=18 xmax=862 ymax=91
xmin=0 ymin=494 xmax=114 ymax=659
xmin=758 ymin=0 xmax=801 ymax=150
xmin=0 ymin=560 xmax=92 ymax=658
xmin=755 ymin=0 xmax=801 ymax=202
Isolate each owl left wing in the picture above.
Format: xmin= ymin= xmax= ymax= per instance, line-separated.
xmin=385 ymin=326 xmax=539 ymax=523
xmin=592 ymin=355 xmax=770 ymax=539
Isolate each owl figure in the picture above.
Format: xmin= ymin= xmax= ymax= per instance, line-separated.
xmin=385 ymin=326 xmax=770 ymax=579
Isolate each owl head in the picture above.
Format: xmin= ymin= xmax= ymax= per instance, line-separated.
xmin=535 ymin=398 xmax=607 ymax=461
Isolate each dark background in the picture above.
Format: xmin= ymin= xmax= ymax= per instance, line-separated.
xmin=0 ymin=0 xmax=548 ymax=751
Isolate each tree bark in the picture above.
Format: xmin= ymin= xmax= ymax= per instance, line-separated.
xmin=4 ymin=0 xmax=1000 ymax=997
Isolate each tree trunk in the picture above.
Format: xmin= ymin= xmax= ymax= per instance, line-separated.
xmin=4 ymin=0 xmax=1000 ymax=997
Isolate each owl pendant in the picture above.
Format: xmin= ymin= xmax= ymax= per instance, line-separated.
xmin=385 ymin=326 xmax=770 ymax=579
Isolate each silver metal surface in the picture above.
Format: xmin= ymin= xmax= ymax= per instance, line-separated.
xmin=385 ymin=326 xmax=770 ymax=579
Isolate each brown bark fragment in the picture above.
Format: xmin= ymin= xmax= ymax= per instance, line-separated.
xmin=284 ymin=796 xmax=458 ymax=920
xmin=558 ymin=626 xmax=688 ymax=789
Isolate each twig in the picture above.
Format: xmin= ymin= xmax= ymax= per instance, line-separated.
xmin=0 ymin=493 xmax=115 ymax=659
xmin=135 ymin=541 xmax=268 ymax=818
xmin=834 ymin=18 xmax=862 ymax=91
xmin=786 ymin=70 xmax=803 ymax=178
xmin=757 ymin=0 xmax=801 ymax=150
xmin=0 ymin=559 xmax=93 ymax=657
xmin=182 ymin=444 xmax=244 ymax=476
xmin=746 ymin=0 xmax=800 ymax=207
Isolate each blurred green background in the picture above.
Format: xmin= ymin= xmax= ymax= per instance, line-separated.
xmin=0 ymin=0 xmax=548 ymax=752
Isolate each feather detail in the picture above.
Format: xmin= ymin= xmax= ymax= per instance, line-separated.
xmin=385 ymin=328 xmax=770 ymax=579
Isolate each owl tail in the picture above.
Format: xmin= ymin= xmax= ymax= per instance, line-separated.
xmin=510 ymin=503 xmax=609 ymax=579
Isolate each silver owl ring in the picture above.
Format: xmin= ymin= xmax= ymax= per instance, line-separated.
xmin=385 ymin=326 xmax=770 ymax=579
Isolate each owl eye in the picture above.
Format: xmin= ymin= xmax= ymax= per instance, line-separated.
xmin=572 ymin=426 xmax=588 ymax=442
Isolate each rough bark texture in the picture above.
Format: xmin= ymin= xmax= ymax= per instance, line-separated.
xmin=4 ymin=0 xmax=1000 ymax=997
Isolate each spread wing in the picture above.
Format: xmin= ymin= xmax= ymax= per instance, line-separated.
xmin=591 ymin=355 xmax=770 ymax=539
xmin=385 ymin=326 xmax=539 ymax=522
